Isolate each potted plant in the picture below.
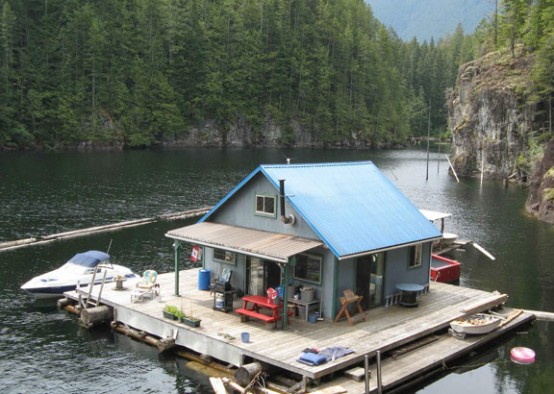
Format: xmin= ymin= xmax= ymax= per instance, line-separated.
xmin=180 ymin=298 xmax=201 ymax=327
xmin=181 ymin=315 xmax=201 ymax=327
xmin=163 ymin=304 xmax=179 ymax=320
xmin=174 ymin=309 xmax=186 ymax=321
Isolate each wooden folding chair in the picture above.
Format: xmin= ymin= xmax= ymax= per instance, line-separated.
xmin=334 ymin=289 xmax=366 ymax=325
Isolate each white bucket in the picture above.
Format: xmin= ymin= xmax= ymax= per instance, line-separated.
xmin=215 ymin=294 xmax=224 ymax=309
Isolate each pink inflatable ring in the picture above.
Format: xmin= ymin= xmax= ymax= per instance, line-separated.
xmin=510 ymin=347 xmax=536 ymax=365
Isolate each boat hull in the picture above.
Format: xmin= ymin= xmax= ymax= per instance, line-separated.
xmin=430 ymin=254 xmax=461 ymax=283
xmin=22 ymin=284 xmax=86 ymax=299
xmin=21 ymin=273 xmax=140 ymax=299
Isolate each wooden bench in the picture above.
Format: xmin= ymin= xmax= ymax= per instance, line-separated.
xmin=236 ymin=308 xmax=276 ymax=323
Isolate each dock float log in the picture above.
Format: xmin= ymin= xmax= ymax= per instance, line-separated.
xmin=523 ymin=309 xmax=554 ymax=322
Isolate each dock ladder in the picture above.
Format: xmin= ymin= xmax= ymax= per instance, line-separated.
xmin=78 ymin=265 xmax=108 ymax=310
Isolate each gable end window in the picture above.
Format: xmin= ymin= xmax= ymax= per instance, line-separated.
xmin=409 ymin=244 xmax=423 ymax=269
xmin=255 ymin=195 xmax=276 ymax=217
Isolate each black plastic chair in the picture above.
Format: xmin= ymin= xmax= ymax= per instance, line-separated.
xmin=210 ymin=268 xmax=233 ymax=294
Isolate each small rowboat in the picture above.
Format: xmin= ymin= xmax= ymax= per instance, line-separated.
xmin=449 ymin=313 xmax=502 ymax=335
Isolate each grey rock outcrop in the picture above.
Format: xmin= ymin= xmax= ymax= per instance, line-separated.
xmin=448 ymin=51 xmax=537 ymax=180
xmin=526 ymin=136 xmax=554 ymax=224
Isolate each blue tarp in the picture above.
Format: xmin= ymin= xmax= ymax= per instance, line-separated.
xmin=68 ymin=250 xmax=110 ymax=267
xmin=318 ymin=346 xmax=355 ymax=361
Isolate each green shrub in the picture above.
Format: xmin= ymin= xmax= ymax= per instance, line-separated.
xmin=163 ymin=305 xmax=179 ymax=315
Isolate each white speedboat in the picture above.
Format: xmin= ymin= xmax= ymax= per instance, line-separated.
xmin=21 ymin=250 xmax=140 ymax=299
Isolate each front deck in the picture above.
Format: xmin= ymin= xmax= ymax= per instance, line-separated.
xmin=64 ymin=268 xmax=533 ymax=392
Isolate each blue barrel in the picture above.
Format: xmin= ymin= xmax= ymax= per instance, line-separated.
xmin=277 ymin=286 xmax=283 ymax=298
xmin=308 ymin=313 xmax=318 ymax=324
xmin=198 ymin=269 xmax=211 ymax=290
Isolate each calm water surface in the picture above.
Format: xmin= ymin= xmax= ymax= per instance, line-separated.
xmin=0 ymin=148 xmax=552 ymax=393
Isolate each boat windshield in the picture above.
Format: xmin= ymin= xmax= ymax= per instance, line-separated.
xmin=59 ymin=262 xmax=95 ymax=275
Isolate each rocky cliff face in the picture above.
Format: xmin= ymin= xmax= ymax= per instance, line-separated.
xmin=449 ymin=49 xmax=554 ymax=223
xmin=448 ymin=51 xmax=539 ymax=180
xmin=161 ymin=118 xmax=319 ymax=148
xmin=526 ymin=137 xmax=554 ymax=224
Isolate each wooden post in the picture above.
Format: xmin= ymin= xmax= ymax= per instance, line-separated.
xmin=444 ymin=155 xmax=460 ymax=183
xmin=426 ymin=101 xmax=431 ymax=181
xmin=480 ymin=149 xmax=485 ymax=187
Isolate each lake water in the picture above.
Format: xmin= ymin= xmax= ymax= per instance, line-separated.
xmin=0 ymin=148 xmax=552 ymax=393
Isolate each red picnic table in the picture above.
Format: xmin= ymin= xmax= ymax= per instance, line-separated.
xmin=236 ymin=294 xmax=283 ymax=326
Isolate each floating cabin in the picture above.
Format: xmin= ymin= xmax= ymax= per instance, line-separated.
xmin=166 ymin=161 xmax=443 ymax=322
xmin=62 ymin=161 xmax=534 ymax=393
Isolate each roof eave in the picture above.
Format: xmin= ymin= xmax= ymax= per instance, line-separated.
xmin=336 ymin=236 xmax=443 ymax=261
xmin=166 ymin=233 xmax=290 ymax=263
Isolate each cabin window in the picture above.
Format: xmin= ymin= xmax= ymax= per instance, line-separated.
xmin=409 ymin=244 xmax=423 ymax=268
xmin=294 ymin=253 xmax=322 ymax=284
xmin=213 ymin=249 xmax=236 ymax=265
xmin=255 ymin=195 xmax=276 ymax=217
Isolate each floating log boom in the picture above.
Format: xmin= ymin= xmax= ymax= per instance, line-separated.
xmin=0 ymin=207 xmax=212 ymax=252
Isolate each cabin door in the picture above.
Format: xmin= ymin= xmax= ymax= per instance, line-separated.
xmin=356 ymin=253 xmax=385 ymax=309
xmin=369 ymin=253 xmax=385 ymax=307
xmin=247 ymin=257 xmax=264 ymax=295
xmin=356 ymin=256 xmax=372 ymax=309
xmin=264 ymin=261 xmax=281 ymax=292
xmin=247 ymin=257 xmax=281 ymax=295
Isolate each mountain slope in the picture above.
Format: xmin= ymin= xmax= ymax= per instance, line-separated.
xmin=367 ymin=0 xmax=495 ymax=41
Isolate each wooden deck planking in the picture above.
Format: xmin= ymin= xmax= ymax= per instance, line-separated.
xmin=65 ymin=268 xmax=513 ymax=382
xmin=316 ymin=311 xmax=534 ymax=393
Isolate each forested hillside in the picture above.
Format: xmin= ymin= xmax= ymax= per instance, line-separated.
xmin=0 ymin=0 xmax=475 ymax=151
xmin=367 ymin=0 xmax=495 ymax=42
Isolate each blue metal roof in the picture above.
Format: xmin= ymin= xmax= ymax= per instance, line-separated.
xmin=201 ymin=161 xmax=441 ymax=259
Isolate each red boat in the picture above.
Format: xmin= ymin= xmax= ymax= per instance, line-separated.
xmin=430 ymin=254 xmax=461 ymax=283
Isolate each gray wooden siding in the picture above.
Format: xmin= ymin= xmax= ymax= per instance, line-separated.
xmin=211 ymin=174 xmax=318 ymax=239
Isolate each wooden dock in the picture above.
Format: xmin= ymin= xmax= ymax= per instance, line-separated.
xmin=63 ymin=268 xmax=534 ymax=393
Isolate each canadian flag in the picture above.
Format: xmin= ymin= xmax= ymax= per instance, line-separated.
xmin=190 ymin=245 xmax=201 ymax=263
xmin=267 ymin=287 xmax=277 ymax=300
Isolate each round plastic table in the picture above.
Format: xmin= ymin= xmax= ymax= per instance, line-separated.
xmin=396 ymin=283 xmax=425 ymax=307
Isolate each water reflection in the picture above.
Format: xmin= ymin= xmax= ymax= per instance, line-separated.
xmin=0 ymin=148 xmax=552 ymax=394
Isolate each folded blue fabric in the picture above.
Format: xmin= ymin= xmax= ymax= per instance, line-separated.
xmin=318 ymin=346 xmax=354 ymax=361
xmin=297 ymin=352 xmax=327 ymax=366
